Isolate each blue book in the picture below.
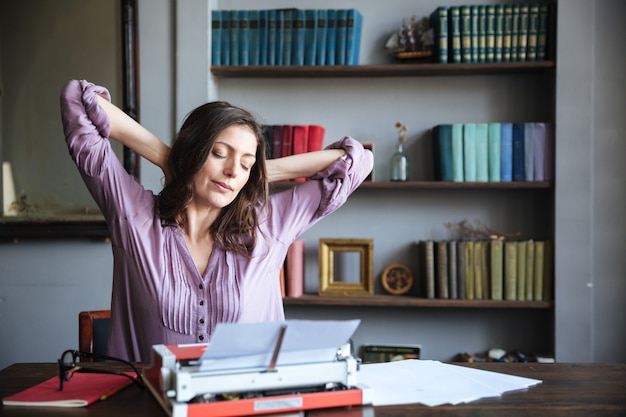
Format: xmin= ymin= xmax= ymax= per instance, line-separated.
xmin=463 ymin=123 xmax=477 ymax=182
xmin=335 ymin=9 xmax=348 ymax=65
xmin=238 ymin=10 xmax=249 ymax=66
xmin=430 ymin=6 xmax=448 ymax=63
xmin=211 ymin=10 xmax=222 ymax=66
xmin=325 ymin=9 xmax=337 ymax=65
xmin=460 ymin=6 xmax=472 ymax=63
xmin=475 ymin=123 xmax=489 ymax=182
xmin=267 ymin=9 xmax=276 ymax=65
xmin=512 ymin=123 xmax=526 ymax=181
xmin=448 ymin=6 xmax=461 ymax=63
xmin=433 ymin=125 xmax=453 ymax=181
xmin=259 ymin=10 xmax=268 ymax=65
xmin=248 ymin=10 xmax=260 ymax=65
xmin=282 ymin=9 xmax=293 ymax=65
xmin=229 ymin=10 xmax=240 ymax=66
xmin=494 ymin=4 xmax=504 ymax=62
xmin=502 ymin=4 xmax=513 ymax=62
xmin=533 ymin=122 xmax=546 ymax=181
xmin=485 ymin=5 xmax=496 ymax=62
xmin=517 ymin=3 xmax=530 ymax=61
xmin=315 ymin=9 xmax=327 ymax=65
xmin=524 ymin=122 xmax=535 ymax=181
xmin=346 ymin=9 xmax=362 ymax=65
xmin=220 ymin=10 xmax=231 ymax=65
xmin=303 ymin=9 xmax=317 ymax=65
xmin=500 ymin=123 xmax=513 ymax=182
xmin=275 ymin=10 xmax=284 ymax=65
xmin=487 ymin=123 xmax=501 ymax=182
xmin=477 ymin=5 xmax=487 ymax=62
xmin=451 ymin=123 xmax=464 ymax=182
xmin=470 ymin=6 xmax=479 ymax=62
xmin=291 ymin=9 xmax=306 ymax=66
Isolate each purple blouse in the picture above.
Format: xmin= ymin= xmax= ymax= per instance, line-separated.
xmin=60 ymin=80 xmax=373 ymax=362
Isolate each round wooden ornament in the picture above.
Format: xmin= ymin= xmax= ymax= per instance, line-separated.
xmin=381 ymin=263 xmax=413 ymax=295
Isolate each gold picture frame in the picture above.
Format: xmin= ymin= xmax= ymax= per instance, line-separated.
xmin=319 ymin=238 xmax=374 ymax=297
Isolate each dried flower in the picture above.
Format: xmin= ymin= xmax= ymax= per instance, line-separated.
xmin=395 ymin=120 xmax=408 ymax=143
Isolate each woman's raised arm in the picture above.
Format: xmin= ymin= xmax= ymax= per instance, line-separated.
xmin=266 ymin=149 xmax=346 ymax=183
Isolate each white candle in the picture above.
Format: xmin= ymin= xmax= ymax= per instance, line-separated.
xmin=3 ymin=161 xmax=17 ymax=216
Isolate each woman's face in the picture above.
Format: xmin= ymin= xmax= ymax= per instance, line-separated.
xmin=191 ymin=124 xmax=258 ymax=209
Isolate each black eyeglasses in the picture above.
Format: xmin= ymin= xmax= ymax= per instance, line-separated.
xmin=57 ymin=349 xmax=145 ymax=391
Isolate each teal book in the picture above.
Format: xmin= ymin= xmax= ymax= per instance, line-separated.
xmin=325 ymin=9 xmax=337 ymax=65
xmin=477 ymin=5 xmax=487 ymax=62
xmin=346 ymin=9 xmax=362 ymax=65
xmin=259 ymin=10 xmax=269 ymax=65
xmin=220 ymin=10 xmax=230 ymax=66
xmin=463 ymin=123 xmax=477 ymax=182
xmin=517 ymin=3 xmax=530 ymax=61
xmin=470 ymin=6 xmax=479 ymax=62
xmin=275 ymin=10 xmax=285 ymax=65
xmin=315 ymin=9 xmax=327 ymax=65
xmin=485 ymin=5 xmax=495 ymax=62
xmin=475 ymin=123 xmax=489 ymax=182
xmin=335 ymin=9 xmax=348 ymax=65
xmin=512 ymin=122 xmax=525 ymax=181
xmin=502 ymin=4 xmax=513 ymax=62
xmin=460 ymin=5 xmax=472 ymax=63
xmin=487 ymin=123 xmax=501 ymax=182
xmin=433 ymin=124 xmax=453 ymax=181
xmin=248 ymin=10 xmax=260 ymax=65
xmin=494 ymin=4 xmax=504 ymax=62
xmin=500 ymin=123 xmax=513 ymax=182
xmin=451 ymin=123 xmax=464 ymax=182
xmin=291 ymin=9 xmax=306 ymax=66
xmin=533 ymin=122 xmax=546 ymax=181
xmin=267 ymin=9 xmax=277 ymax=66
xmin=282 ymin=9 xmax=293 ymax=65
xmin=524 ymin=122 xmax=535 ymax=181
xmin=238 ymin=10 xmax=249 ymax=66
xmin=511 ymin=3 xmax=520 ymax=61
xmin=229 ymin=10 xmax=240 ymax=66
xmin=527 ymin=3 xmax=540 ymax=61
xmin=537 ymin=4 xmax=549 ymax=60
xmin=430 ymin=6 xmax=448 ymax=63
xmin=303 ymin=9 xmax=317 ymax=65
xmin=448 ymin=6 xmax=461 ymax=63
xmin=211 ymin=10 xmax=222 ymax=66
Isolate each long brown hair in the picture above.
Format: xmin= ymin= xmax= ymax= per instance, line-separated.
xmin=157 ymin=101 xmax=269 ymax=257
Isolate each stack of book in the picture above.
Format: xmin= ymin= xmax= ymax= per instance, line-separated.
xmin=430 ymin=3 xmax=552 ymax=64
xmin=418 ymin=239 xmax=553 ymax=301
xmin=432 ymin=122 xmax=554 ymax=182
xmin=212 ymin=9 xmax=363 ymax=66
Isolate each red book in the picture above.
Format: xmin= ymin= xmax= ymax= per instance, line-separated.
xmin=307 ymin=125 xmax=326 ymax=152
xmin=2 ymin=372 xmax=134 ymax=408
xmin=281 ymin=125 xmax=294 ymax=159
xmin=292 ymin=125 xmax=310 ymax=182
xmin=271 ymin=125 xmax=284 ymax=158
xmin=286 ymin=239 xmax=305 ymax=297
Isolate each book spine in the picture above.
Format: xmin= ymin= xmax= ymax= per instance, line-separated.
xmin=456 ymin=240 xmax=466 ymax=299
xmin=464 ymin=241 xmax=475 ymax=300
xmin=220 ymin=11 xmax=230 ymax=66
xmin=500 ymin=122 xmax=513 ymax=182
xmin=291 ymin=9 xmax=305 ymax=66
xmin=281 ymin=124 xmax=293 ymax=158
xmin=448 ymin=6 xmax=461 ymax=63
xmin=307 ymin=124 xmax=325 ymax=152
xmin=448 ymin=241 xmax=458 ymax=299
xmin=325 ymin=9 xmax=337 ymax=65
xmin=248 ymin=10 xmax=260 ymax=66
xmin=537 ymin=4 xmax=549 ymax=60
xmin=533 ymin=122 xmax=546 ymax=181
xmin=346 ymin=9 xmax=362 ymax=65
xmin=491 ymin=240 xmax=504 ymax=300
xmin=485 ymin=5 xmax=496 ymax=62
xmin=230 ymin=10 xmax=240 ymax=66
xmin=437 ymin=241 xmax=449 ymax=299
xmin=451 ymin=123 xmax=464 ymax=182
xmin=303 ymin=9 xmax=317 ymax=66
xmin=432 ymin=125 xmax=442 ymax=181
xmin=275 ymin=10 xmax=284 ymax=65
xmin=544 ymin=123 xmax=555 ymax=181
xmin=516 ymin=240 xmax=527 ymax=301
xmin=238 ymin=10 xmax=249 ymax=66
xmin=470 ymin=6 xmax=479 ymax=62
xmin=527 ymin=3 xmax=540 ymax=61
xmin=291 ymin=125 xmax=309 ymax=182
xmin=511 ymin=4 xmax=520 ymax=61
xmin=463 ymin=123 xmax=477 ymax=182
xmin=271 ymin=125 xmax=283 ymax=158
xmin=487 ymin=122 xmax=501 ymax=182
xmin=267 ymin=9 xmax=276 ymax=66
xmin=525 ymin=239 xmax=535 ymax=301
xmin=335 ymin=9 xmax=348 ymax=65
xmin=504 ymin=241 xmax=517 ymax=301
xmin=473 ymin=241 xmax=484 ymax=299
xmin=475 ymin=123 xmax=489 ymax=182
xmin=315 ymin=9 xmax=327 ymax=65
xmin=460 ymin=5 xmax=472 ymax=63
xmin=438 ymin=124 xmax=453 ymax=181
xmin=423 ymin=240 xmax=436 ymax=299
xmin=512 ymin=122 xmax=525 ymax=181
xmin=517 ymin=3 xmax=530 ymax=61
xmin=282 ymin=9 xmax=293 ymax=66
xmin=211 ymin=10 xmax=222 ymax=66
xmin=430 ymin=6 xmax=448 ymax=63
xmin=259 ymin=10 xmax=268 ymax=65
xmin=477 ymin=5 xmax=487 ymax=62
xmin=494 ymin=4 xmax=504 ymax=62
xmin=524 ymin=122 xmax=535 ymax=181
xmin=502 ymin=4 xmax=513 ymax=62
xmin=543 ymin=240 xmax=553 ymax=301
xmin=533 ymin=241 xmax=545 ymax=301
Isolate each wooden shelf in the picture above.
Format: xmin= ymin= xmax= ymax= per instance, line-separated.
xmin=284 ymin=294 xmax=553 ymax=309
xmin=0 ymin=219 xmax=109 ymax=241
xmin=272 ymin=181 xmax=552 ymax=190
xmin=211 ymin=61 xmax=556 ymax=78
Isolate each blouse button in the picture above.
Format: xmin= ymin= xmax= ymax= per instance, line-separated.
xmin=199 ymin=318 xmax=205 ymax=324
xmin=199 ymin=284 xmax=203 ymax=289
xmin=199 ymin=335 xmax=204 ymax=341
xmin=200 ymin=300 xmax=205 ymax=306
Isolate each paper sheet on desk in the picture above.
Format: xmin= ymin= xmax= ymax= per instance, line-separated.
xmin=198 ymin=319 xmax=360 ymax=372
xmin=358 ymin=359 xmax=542 ymax=407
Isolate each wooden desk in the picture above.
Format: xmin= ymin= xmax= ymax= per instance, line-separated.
xmin=0 ymin=362 xmax=624 ymax=417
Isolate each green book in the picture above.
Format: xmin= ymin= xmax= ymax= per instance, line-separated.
xmin=537 ymin=4 xmax=550 ymax=60
xmin=490 ymin=240 xmax=504 ymax=300
xmin=430 ymin=6 xmax=448 ymax=63
xmin=478 ymin=5 xmax=487 ymax=62
xmin=504 ymin=241 xmax=517 ymax=301
xmin=494 ymin=4 xmax=504 ymax=62
xmin=470 ymin=5 xmax=479 ymax=62
xmin=473 ymin=241 xmax=483 ymax=299
xmin=448 ymin=6 xmax=461 ymax=63
xmin=464 ymin=241 xmax=475 ymax=300
xmin=543 ymin=240 xmax=553 ymax=301
xmin=517 ymin=3 xmax=530 ymax=61
xmin=516 ymin=240 xmax=527 ymax=301
xmin=485 ymin=5 xmax=496 ymax=62
xmin=525 ymin=239 xmax=535 ymax=300
xmin=460 ymin=5 xmax=472 ymax=63
xmin=463 ymin=123 xmax=477 ymax=182
xmin=533 ymin=240 xmax=545 ymax=301
xmin=487 ymin=123 xmax=501 ymax=182
xmin=452 ymin=123 xmax=464 ymax=182
xmin=475 ymin=123 xmax=489 ymax=182
xmin=527 ymin=3 xmax=540 ymax=61
xmin=502 ymin=4 xmax=513 ymax=62
xmin=511 ymin=4 xmax=520 ymax=61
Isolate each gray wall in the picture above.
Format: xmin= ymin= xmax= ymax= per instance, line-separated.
xmin=0 ymin=0 xmax=624 ymax=368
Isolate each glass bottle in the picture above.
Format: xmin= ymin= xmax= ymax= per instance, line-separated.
xmin=390 ymin=142 xmax=409 ymax=181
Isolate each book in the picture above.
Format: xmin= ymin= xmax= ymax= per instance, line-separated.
xmin=430 ymin=6 xmax=448 ymax=64
xmin=315 ymin=9 xmax=327 ymax=65
xmin=275 ymin=9 xmax=284 ymax=65
xmin=533 ymin=240 xmax=545 ymax=301
xmin=261 ymin=125 xmax=274 ymax=159
xmin=475 ymin=123 xmax=489 ymax=182
xmin=516 ymin=240 xmax=528 ymax=301
xmin=480 ymin=240 xmax=490 ymax=299
xmin=325 ymin=9 xmax=337 ymax=65
xmin=460 ymin=5 xmax=472 ymax=63
xmin=211 ymin=10 xmax=222 ymax=66
xmin=259 ymin=10 xmax=268 ymax=65
xmin=504 ymin=240 xmax=517 ymax=301
xmin=533 ymin=122 xmax=546 ymax=181
xmin=490 ymin=239 xmax=504 ymax=300
xmin=464 ymin=241 xmax=475 ymax=300
xmin=477 ymin=5 xmax=487 ymax=62
xmin=286 ymin=239 xmax=305 ymax=297
xmin=248 ymin=10 xmax=260 ymax=66
xmin=220 ymin=10 xmax=231 ymax=66
xmin=537 ymin=4 xmax=549 ymax=60
xmin=485 ymin=5 xmax=496 ymax=62
xmin=448 ymin=240 xmax=458 ymax=299
xmin=422 ymin=240 xmax=436 ymax=299
xmin=502 ymin=4 xmax=513 ymax=62
xmin=525 ymin=239 xmax=535 ymax=301
xmin=512 ymin=122 xmax=525 ymax=181
xmin=510 ymin=3 xmax=520 ymax=61
xmin=500 ymin=122 xmax=513 ymax=182
xmin=544 ymin=122 xmax=555 ymax=181
xmin=543 ymin=240 xmax=553 ymax=301
xmin=456 ymin=240 xmax=466 ymax=299
xmin=494 ymin=4 xmax=504 ymax=62
xmin=2 ymin=372 xmax=134 ymax=408
xmin=229 ymin=10 xmax=240 ymax=66
xmin=436 ymin=240 xmax=449 ymax=299
xmin=527 ymin=3 xmax=539 ymax=61
xmin=267 ymin=9 xmax=277 ymax=66
xmin=463 ymin=123 xmax=477 ymax=182
xmin=282 ymin=9 xmax=293 ymax=65
xmin=335 ymin=9 xmax=348 ymax=65
xmin=524 ymin=122 xmax=535 ymax=181
xmin=432 ymin=124 xmax=453 ymax=182
xmin=473 ymin=241 xmax=484 ymax=299
xmin=360 ymin=344 xmax=421 ymax=363
xmin=487 ymin=122 xmax=501 ymax=182
xmin=448 ymin=6 xmax=461 ymax=63
xmin=451 ymin=123 xmax=464 ymax=182
xmin=346 ymin=9 xmax=363 ymax=65
xmin=271 ymin=124 xmax=284 ymax=158
xmin=291 ymin=9 xmax=306 ymax=66
xmin=281 ymin=125 xmax=293 ymax=158
xmin=238 ymin=10 xmax=249 ymax=66
xmin=291 ymin=125 xmax=309 ymax=182
xmin=517 ymin=3 xmax=530 ymax=61
xmin=303 ymin=9 xmax=317 ymax=66
xmin=307 ymin=124 xmax=325 ymax=152
xmin=470 ymin=5 xmax=479 ymax=62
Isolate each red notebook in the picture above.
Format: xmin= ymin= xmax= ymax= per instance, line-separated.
xmin=2 ymin=372 xmax=134 ymax=408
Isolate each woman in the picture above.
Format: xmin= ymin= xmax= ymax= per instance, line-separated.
xmin=60 ymin=79 xmax=373 ymax=362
